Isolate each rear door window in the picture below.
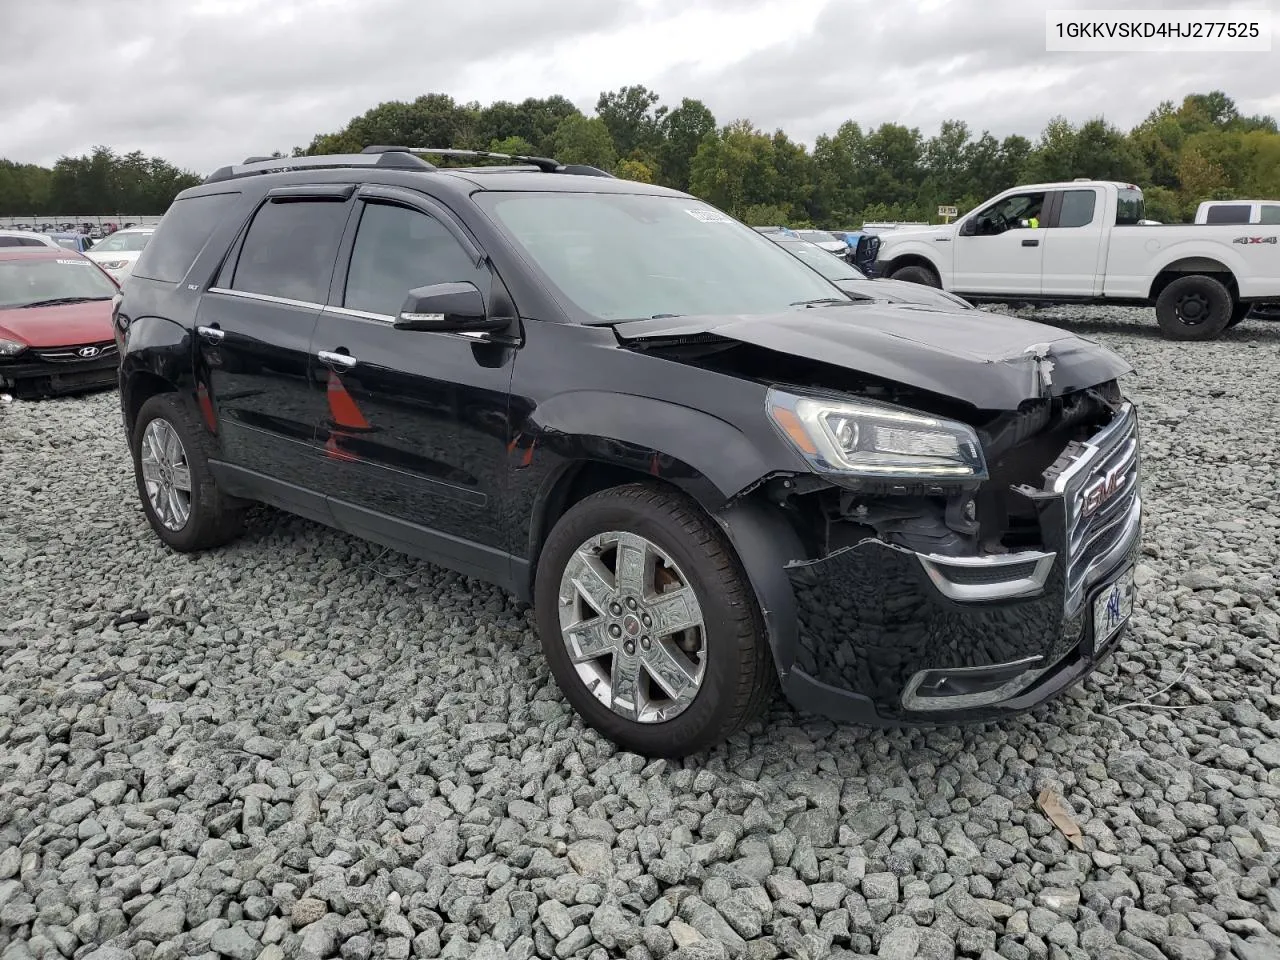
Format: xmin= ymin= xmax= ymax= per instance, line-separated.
xmin=1055 ymin=190 xmax=1098 ymax=228
xmin=132 ymin=192 xmax=241 ymax=283
xmin=230 ymin=199 xmax=350 ymax=304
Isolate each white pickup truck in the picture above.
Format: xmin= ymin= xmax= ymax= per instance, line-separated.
xmin=873 ymin=180 xmax=1280 ymax=340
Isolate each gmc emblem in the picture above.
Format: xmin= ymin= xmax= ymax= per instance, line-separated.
xmin=1081 ymin=465 xmax=1126 ymax=518
xmin=1233 ymin=236 xmax=1277 ymax=244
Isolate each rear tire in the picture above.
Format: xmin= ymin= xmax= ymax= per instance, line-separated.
xmin=890 ymin=265 xmax=941 ymax=288
xmin=131 ymin=393 xmax=245 ymax=552
xmin=1154 ymin=275 xmax=1232 ymax=341
xmin=534 ymin=483 xmax=774 ymax=758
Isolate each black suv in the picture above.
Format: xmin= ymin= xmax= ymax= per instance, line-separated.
xmin=115 ymin=147 xmax=1142 ymax=758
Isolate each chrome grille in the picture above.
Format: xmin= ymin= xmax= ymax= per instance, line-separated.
xmin=32 ymin=341 xmax=117 ymax=363
xmin=1051 ymin=402 xmax=1141 ymax=616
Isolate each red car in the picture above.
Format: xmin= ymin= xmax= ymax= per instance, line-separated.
xmin=0 ymin=247 xmax=120 ymax=398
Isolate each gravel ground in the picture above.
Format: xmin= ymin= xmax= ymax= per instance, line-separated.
xmin=2 ymin=306 xmax=1279 ymax=960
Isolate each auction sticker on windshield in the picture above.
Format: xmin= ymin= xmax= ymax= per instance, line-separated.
xmin=1092 ymin=567 xmax=1135 ymax=652
xmin=685 ymin=208 xmax=734 ymax=223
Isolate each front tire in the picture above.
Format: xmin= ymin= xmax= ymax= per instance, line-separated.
xmin=890 ymin=265 xmax=940 ymax=287
xmin=1154 ymin=275 xmax=1232 ymax=341
xmin=534 ymin=484 xmax=773 ymax=758
xmin=131 ymin=393 xmax=244 ymax=552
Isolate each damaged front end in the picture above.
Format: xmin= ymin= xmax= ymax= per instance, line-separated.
xmin=717 ymin=376 xmax=1141 ymax=728
xmin=616 ymin=306 xmax=1142 ymax=727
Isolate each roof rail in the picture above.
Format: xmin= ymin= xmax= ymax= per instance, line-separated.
xmin=360 ymin=146 xmax=616 ymax=178
xmin=203 ymin=151 xmax=435 ymax=184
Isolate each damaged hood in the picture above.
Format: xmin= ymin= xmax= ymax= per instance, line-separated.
xmin=612 ymin=305 xmax=1133 ymax=410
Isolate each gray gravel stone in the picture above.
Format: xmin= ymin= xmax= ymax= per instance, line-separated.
xmin=3 ymin=312 xmax=1280 ymax=960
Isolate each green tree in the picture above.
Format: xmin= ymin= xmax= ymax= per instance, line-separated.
xmin=477 ymin=96 xmax=582 ymax=155
xmin=658 ymin=98 xmax=716 ymax=191
xmin=860 ymin=123 xmax=924 ymax=209
xmin=488 ymin=136 xmax=538 ymax=157
xmin=616 ymin=158 xmax=657 ymax=183
xmin=550 ymin=115 xmax=617 ymax=170
xmin=811 ymin=121 xmax=866 ymax=225
xmin=300 ymin=94 xmax=480 ymax=156
xmin=596 ymin=85 xmax=667 ymax=161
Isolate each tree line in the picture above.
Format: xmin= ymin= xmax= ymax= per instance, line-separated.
xmin=1 ymin=88 xmax=1275 ymax=226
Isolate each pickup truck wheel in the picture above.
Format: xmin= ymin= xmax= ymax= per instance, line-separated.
xmin=889 ymin=265 xmax=940 ymax=287
xmin=130 ymin=393 xmax=245 ymax=552
xmin=1155 ymin=275 xmax=1232 ymax=340
xmin=534 ymin=483 xmax=773 ymax=758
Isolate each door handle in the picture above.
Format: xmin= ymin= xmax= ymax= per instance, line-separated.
xmin=1022 ymin=238 xmax=1040 ymax=247
xmin=196 ymin=324 xmax=224 ymax=342
xmin=318 ymin=349 xmax=357 ymax=370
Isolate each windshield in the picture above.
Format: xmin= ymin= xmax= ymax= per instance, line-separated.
xmin=1116 ymin=188 xmax=1145 ymax=226
xmin=91 ymin=231 xmax=152 ymax=252
xmin=0 ymin=257 xmax=118 ymax=309
xmin=777 ymin=240 xmax=866 ymax=280
xmin=476 ymin=193 xmax=842 ymax=322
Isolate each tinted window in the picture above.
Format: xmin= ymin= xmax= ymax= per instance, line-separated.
xmin=1115 ymin=189 xmax=1145 ymax=225
xmin=0 ymin=236 xmax=45 ymax=247
xmin=1056 ymin=190 xmax=1097 ymax=227
xmin=1259 ymin=205 xmax=1280 ymax=225
xmin=344 ymin=202 xmax=488 ymax=317
xmin=232 ymin=199 xmax=349 ymax=303
xmin=1205 ymin=204 xmax=1251 ymax=225
xmin=133 ymin=192 xmax=240 ymax=283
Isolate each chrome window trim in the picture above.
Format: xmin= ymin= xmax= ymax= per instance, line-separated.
xmin=209 ymin=288 xmax=515 ymax=345
xmin=207 ymin=286 xmax=322 ymax=310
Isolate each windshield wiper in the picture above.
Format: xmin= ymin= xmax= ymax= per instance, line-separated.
xmin=21 ymin=296 xmax=110 ymax=308
xmin=790 ymin=297 xmax=864 ymax=308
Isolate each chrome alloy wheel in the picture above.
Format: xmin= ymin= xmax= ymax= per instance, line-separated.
xmin=558 ymin=530 xmax=707 ymax=723
xmin=140 ymin=418 xmax=192 ymax=531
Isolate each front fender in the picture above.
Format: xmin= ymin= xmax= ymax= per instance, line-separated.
xmin=527 ymin=390 xmax=808 ymax=510
xmin=878 ymin=238 xmax=947 ymax=277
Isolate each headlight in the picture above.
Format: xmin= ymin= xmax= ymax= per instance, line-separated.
xmin=0 ymin=338 xmax=29 ymax=357
xmin=98 ymin=260 xmax=130 ymax=271
xmin=766 ymin=387 xmax=987 ymax=479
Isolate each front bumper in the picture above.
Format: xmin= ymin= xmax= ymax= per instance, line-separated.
xmin=771 ymin=402 xmax=1142 ymax=726
xmin=0 ymin=346 xmax=118 ymax=398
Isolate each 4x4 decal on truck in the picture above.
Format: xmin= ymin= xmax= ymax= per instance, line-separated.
xmin=1233 ymin=236 xmax=1277 ymax=244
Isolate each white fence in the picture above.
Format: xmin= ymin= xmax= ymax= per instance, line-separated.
xmin=1 ymin=214 xmax=165 ymax=231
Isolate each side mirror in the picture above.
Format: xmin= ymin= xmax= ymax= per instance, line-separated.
xmin=394 ymin=282 xmax=505 ymax=332
xmin=959 ymin=219 xmax=976 ymax=237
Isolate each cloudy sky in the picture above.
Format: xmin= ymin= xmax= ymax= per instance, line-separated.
xmin=3 ymin=0 xmax=1276 ymax=174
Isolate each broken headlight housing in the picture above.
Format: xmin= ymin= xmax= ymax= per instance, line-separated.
xmin=766 ymin=387 xmax=988 ymax=480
